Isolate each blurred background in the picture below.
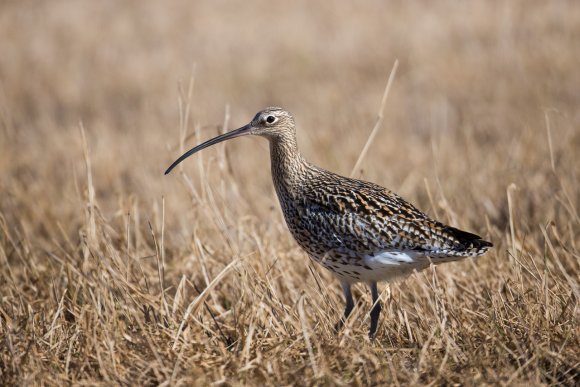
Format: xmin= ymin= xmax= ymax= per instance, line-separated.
xmin=0 ymin=0 xmax=578 ymax=383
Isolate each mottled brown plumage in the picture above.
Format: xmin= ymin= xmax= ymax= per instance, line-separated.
xmin=165 ymin=107 xmax=493 ymax=337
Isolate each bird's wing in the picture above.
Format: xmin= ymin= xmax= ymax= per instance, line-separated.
xmin=297 ymin=176 xmax=489 ymax=257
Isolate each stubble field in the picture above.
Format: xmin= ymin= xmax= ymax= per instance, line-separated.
xmin=0 ymin=1 xmax=578 ymax=385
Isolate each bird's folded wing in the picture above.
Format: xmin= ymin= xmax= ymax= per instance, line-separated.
xmin=297 ymin=180 xmax=488 ymax=256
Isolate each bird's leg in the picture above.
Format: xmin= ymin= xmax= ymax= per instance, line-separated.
xmin=334 ymin=281 xmax=354 ymax=332
xmin=368 ymin=282 xmax=382 ymax=339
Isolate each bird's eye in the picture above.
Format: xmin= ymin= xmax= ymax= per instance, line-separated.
xmin=266 ymin=115 xmax=276 ymax=124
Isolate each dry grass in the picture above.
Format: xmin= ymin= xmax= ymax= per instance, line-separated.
xmin=1 ymin=0 xmax=579 ymax=385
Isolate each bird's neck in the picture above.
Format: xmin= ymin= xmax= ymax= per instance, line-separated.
xmin=269 ymin=135 xmax=307 ymax=198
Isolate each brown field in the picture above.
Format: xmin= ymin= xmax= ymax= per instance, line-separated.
xmin=1 ymin=0 xmax=579 ymax=385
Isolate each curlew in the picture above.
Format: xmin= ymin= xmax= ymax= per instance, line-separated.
xmin=165 ymin=107 xmax=492 ymax=338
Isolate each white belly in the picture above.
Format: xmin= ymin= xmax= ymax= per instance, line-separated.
xmin=360 ymin=251 xmax=430 ymax=283
xmin=311 ymin=250 xmax=433 ymax=284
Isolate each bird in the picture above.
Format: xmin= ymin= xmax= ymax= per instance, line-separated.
xmin=165 ymin=107 xmax=493 ymax=338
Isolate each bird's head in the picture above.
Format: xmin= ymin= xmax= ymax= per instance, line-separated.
xmin=165 ymin=107 xmax=295 ymax=174
xmin=248 ymin=107 xmax=295 ymax=139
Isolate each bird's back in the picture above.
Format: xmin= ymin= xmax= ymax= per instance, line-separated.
xmin=276 ymin=163 xmax=492 ymax=280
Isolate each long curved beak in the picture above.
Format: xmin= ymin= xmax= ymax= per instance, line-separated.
xmin=165 ymin=124 xmax=252 ymax=175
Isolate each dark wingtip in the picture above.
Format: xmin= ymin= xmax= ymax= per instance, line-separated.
xmin=472 ymin=238 xmax=493 ymax=250
xmin=446 ymin=226 xmax=492 ymax=250
xmin=479 ymin=239 xmax=493 ymax=248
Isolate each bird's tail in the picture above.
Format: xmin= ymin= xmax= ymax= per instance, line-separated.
xmin=445 ymin=226 xmax=493 ymax=257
